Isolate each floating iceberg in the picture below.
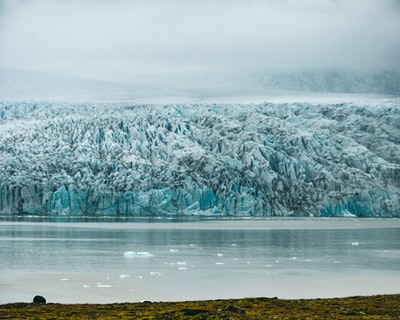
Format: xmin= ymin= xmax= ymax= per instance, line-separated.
xmin=123 ymin=251 xmax=154 ymax=258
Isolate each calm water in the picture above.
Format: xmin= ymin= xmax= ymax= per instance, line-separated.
xmin=0 ymin=218 xmax=399 ymax=303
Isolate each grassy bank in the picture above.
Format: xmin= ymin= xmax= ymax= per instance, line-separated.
xmin=1 ymin=294 xmax=399 ymax=319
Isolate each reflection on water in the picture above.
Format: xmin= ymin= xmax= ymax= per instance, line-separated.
xmin=0 ymin=219 xmax=399 ymax=303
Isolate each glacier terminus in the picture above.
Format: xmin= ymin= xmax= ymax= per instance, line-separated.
xmin=0 ymin=99 xmax=399 ymax=217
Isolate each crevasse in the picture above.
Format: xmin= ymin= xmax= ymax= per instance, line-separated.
xmin=0 ymin=100 xmax=399 ymax=217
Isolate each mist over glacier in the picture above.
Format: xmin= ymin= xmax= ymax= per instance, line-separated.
xmin=0 ymin=100 xmax=399 ymax=217
xmin=1 ymin=0 xmax=400 ymax=100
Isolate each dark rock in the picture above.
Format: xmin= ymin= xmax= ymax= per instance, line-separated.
xmin=178 ymin=309 xmax=209 ymax=316
xmin=225 ymin=304 xmax=246 ymax=315
xmin=33 ymin=295 xmax=46 ymax=304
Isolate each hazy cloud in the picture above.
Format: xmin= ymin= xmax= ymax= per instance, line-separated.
xmin=1 ymin=0 xmax=399 ymax=81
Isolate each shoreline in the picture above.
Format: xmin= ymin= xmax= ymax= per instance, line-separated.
xmin=1 ymin=294 xmax=399 ymax=319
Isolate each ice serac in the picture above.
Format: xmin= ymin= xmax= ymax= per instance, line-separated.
xmin=0 ymin=100 xmax=399 ymax=217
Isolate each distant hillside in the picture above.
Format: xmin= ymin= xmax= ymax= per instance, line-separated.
xmin=0 ymin=69 xmax=137 ymax=101
xmin=252 ymin=70 xmax=400 ymax=96
xmin=0 ymin=69 xmax=399 ymax=102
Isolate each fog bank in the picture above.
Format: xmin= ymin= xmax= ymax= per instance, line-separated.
xmin=1 ymin=0 xmax=399 ymax=99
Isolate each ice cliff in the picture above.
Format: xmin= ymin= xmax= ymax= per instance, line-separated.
xmin=0 ymin=100 xmax=399 ymax=217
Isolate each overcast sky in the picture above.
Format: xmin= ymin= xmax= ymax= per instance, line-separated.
xmin=1 ymin=0 xmax=399 ymax=82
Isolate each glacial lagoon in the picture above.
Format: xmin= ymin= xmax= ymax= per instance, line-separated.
xmin=0 ymin=218 xmax=399 ymax=304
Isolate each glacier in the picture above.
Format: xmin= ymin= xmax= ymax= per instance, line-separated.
xmin=0 ymin=99 xmax=399 ymax=217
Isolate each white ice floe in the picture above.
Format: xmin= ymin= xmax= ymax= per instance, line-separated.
xmin=97 ymin=284 xmax=112 ymax=288
xmin=178 ymin=267 xmax=188 ymax=270
xmin=124 ymin=251 xmax=154 ymax=258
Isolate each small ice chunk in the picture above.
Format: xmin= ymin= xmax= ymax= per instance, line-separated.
xmin=97 ymin=284 xmax=112 ymax=288
xmin=215 ymin=262 xmax=225 ymax=265
xmin=351 ymin=242 xmax=359 ymax=246
xmin=60 ymin=278 xmax=69 ymax=281
xmin=83 ymin=285 xmax=90 ymax=288
xmin=137 ymin=251 xmax=154 ymax=257
xmin=178 ymin=267 xmax=188 ymax=270
xmin=169 ymin=249 xmax=179 ymax=253
xmin=217 ymin=253 xmax=223 ymax=257
xmin=176 ymin=261 xmax=186 ymax=266
xmin=149 ymin=272 xmax=162 ymax=276
xmin=124 ymin=251 xmax=154 ymax=258
xmin=119 ymin=274 xmax=130 ymax=279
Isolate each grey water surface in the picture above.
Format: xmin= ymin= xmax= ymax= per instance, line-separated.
xmin=0 ymin=218 xmax=399 ymax=303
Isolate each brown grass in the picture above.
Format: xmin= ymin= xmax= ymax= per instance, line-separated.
xmin=1 ymin=294 xmax=399 ymax=319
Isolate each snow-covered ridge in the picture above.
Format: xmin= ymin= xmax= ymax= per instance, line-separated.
xmin=0 ymin=100 xmax=399 ymax=217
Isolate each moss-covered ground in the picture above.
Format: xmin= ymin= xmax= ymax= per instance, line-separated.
xmin=1 ymin=294 xmax=399 ymax=319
